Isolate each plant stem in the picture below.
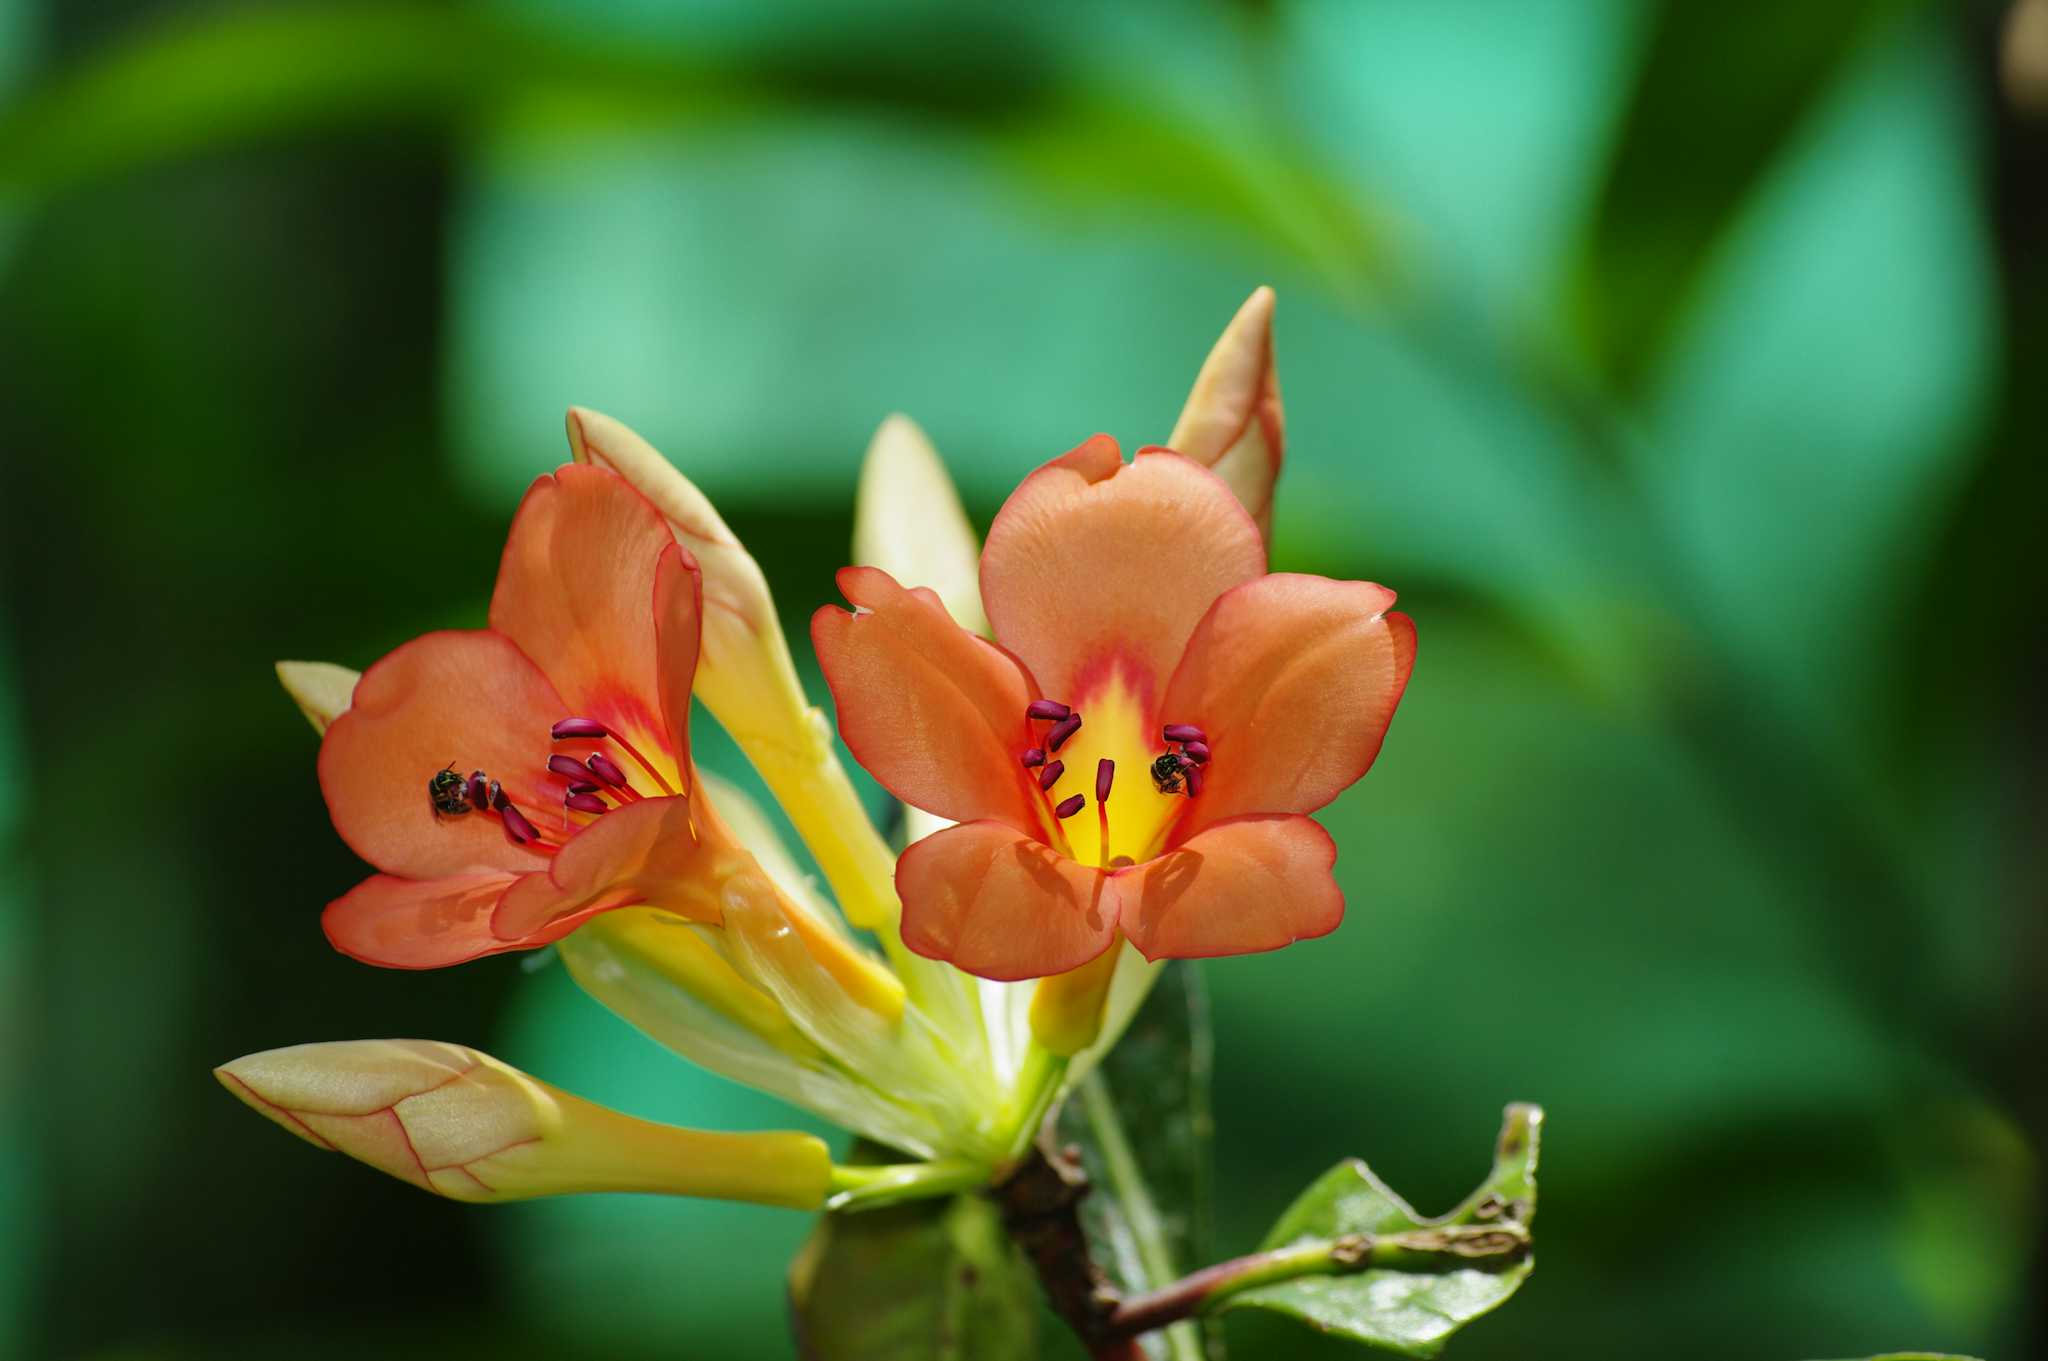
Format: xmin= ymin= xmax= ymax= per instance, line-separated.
xmin=1102 ymin=1225 xmax=1530 ymax=1342
xmin=997 ymin=1042 xmax=1069 ymax=1162
xmin=1076 ymin=1073 xmax=1205 ymax=1361
xmin=824 ymin=1157 xmax=990 ymax=1212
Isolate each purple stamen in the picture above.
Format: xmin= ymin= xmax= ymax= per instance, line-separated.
xmin=489 ymin=780 xmax=509 ymax=811
xmin=1054 ymin=793 xmax=1086 ymax=819
xmin=1096 ymin=758 xmax=1115 ymax=803
xmin=552 ymin=717 xmax=609 ymax=740
xmin=1184 ymin=764 xmax=1205 ymax=798
xmin=1039 ymin=760 xmax=1066 ymax=791
xmin=465 ymin=772 xmax=490 ymax=811
xmin=567 ymin=781 xmax=599 ymax=796
xmin=565 ymin=792 xmax=608 ymax=814
xmin=1046 ymin=714 xmax=1083 ymax=751
xmin=1026 ymin=700 xmax=1071 ymax=722
xmin=500 ymin=804 xmax=540 ymax=844
xmin=1163 ymin=723 xmax=1206 ymax=745
xmin=1182 ymin=741 xmax=1211 ymax=765
xmin=547 ymin=755 xmax=587 ymax=781
xmin=586 ymin=753 xmax=630 ymax=788
xmin=1019 ymin=747 xmax=1046 ymax=769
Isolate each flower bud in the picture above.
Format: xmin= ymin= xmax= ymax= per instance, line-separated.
xmin=275 ymin=660 xmax=359 ymax=735
xmin=854 ymin=414 xmax=987 ymax=635
xmin=1166 ymin=286 xmax=1284 ymax=542
xmin=566 ymin=407 xmax=899 ymax=932
xmin=216 ymin=1039 xmax=831 ymax=1208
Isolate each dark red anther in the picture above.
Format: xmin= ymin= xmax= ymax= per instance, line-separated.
xmin=1019 ymin=747 xmax=1046 ymax=768
xmin=1095 ymin=758 xmax=1115 ymax=803
xmin=1183 ymin=764 xmax=1204 ymax=797
xmin=488 ymin=780 xmax=509 ymax=811
xmin=586 ymin=753 xmax=629 ymax=787
xmin=1038 ymin=760 xmax=1066 ymax=791
xmin=565 ymin=792 xmax=608 ymax=814
xmin=1182 ymin=741 xmax=1211 ymax=765
xmin=500 ymin=804 xmax=540 ymax=844
xmin=1163 ymin=723 xmax=1206 ymax=745
xmin=552 ymin=717 xmax=609 ymax=740
xmin=1026 ymin=700 xmax=1071 ymax=722
xmin=1054 ymin=793 xmax=1086 ymax=819
xmin=465 ymin=772 xmax=490 ymax=811
xmin=1047 ymin=714 xmax=1083 ymax=751
xmin=547 ymin=755 xmax=587 ymax=781
xmin=567 ymin=781 xmax=599 ymax=796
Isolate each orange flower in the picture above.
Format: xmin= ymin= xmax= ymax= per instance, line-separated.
xmin=316 ymin=462 xmax=737 ymax=968
xmin=813 ymin=436 xmax=1415 ymax=982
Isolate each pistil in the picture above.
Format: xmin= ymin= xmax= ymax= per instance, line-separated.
xmin=1094 ymin=759 xmax=1114 ymax=870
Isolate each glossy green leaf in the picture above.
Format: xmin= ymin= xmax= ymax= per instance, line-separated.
xmin=1221 ymin=1105 xmax=1540 ymax=1357
xmin=1057 ymin=961 xmax=1219 ymax=1360
xmin=788 ymin=1190 xmax=1038 ymax=1361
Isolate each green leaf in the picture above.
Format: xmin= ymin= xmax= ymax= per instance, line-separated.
xmin=1574 ymin=0 xmax=1905 ymax=384
xmin=1057 ymin=961 xmax=1219 ymax=1360
xmin=1221 ymin=1105 xmax=1540 ymax=1357
xmin=789 ymin=1192 xmax=1039 ymax=1361
xmin=1806 ymin=1354 xmax=1986 ymax=1360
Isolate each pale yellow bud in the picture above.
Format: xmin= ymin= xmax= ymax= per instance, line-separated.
xmin=1167 ymin=286 xmax=1284 ymax=541
xmin=854 ymin=414 xmax=987 ymax=635
xmin=275 ymin=660 xmax=359 ymax=735
xmin=216 ymin=1039 xmax=831 ymax=1208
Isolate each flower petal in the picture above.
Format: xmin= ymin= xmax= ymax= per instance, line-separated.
xmin=812 ymin=565 xmax=1043 ymax=832
xmin=1167 ymin=286 xmax=1284 ymax=541
xmin=568 ymin=406 xmax=899 ymax=934
xmin=652 ymin=543 xmax=704 ymax=782
xmin=565 ymin=407 xmax=809 ymax=752
xmin=854 ymin=414 xmax=987 ymax=634
xmin=1161 ymin=573 xmax=1415 ymax=834
xmin=488 ymin=463 xmax=677 ymax=765
xmin=323 ymin=871 xmax=563 ymax=969
xmin=491 ymin=794 xmax=718 ymax=940
xmin=979 ymin=440 xmax=1265 ymax=709
xmin=897 ymin=820 xmax=1120 ymax=981
xmin=1119 ymin=814 xmax=1343 ymax=961
xmin=216 ymin=1038 xmax=831 ymax=1207
xmin=317 ymin=629 xmax=574 ymax=879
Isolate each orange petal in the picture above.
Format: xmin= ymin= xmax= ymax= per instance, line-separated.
xmin=488 ymin=464 xmax=677 ymax=763
xmin=1161 ymin=574 xmax=1414 ymax=834
xmin=812 ymin=565 xmax=1044 ymax=831
xmin=897 ymin=820 xmax=1119 ymax=981
xmin=979 ymin=440 xmax=1265 ymax=709
xmin=652 ymin=543 xmax=704 ymax=782
xmin=492 ymin=795 xmax=718 ymax=940
xmin=323 ymin=872 xmax=570 ymax=969
xmin=317 ymin=630 xmax=574 ymax=880
xmin=1119 ymin=814 xmax=1343 ymax=961
xmin=1167 ymin=286 xmax=1284 ymax=541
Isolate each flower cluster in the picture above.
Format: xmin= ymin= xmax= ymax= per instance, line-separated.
xmin=223 ymin=288 xmax=1415 ymax=1210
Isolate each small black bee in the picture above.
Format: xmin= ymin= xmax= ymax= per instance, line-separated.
xmin=1150 ymin=751 xmax=1190 ymax=795
xmin=428 ymin=763 xmax=473 ymax=818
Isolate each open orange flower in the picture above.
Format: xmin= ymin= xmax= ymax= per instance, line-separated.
xmin=318 ymin=462 xmax=730 ymax=967
xmin=813 ymin=436 xmax=1415 ymax=982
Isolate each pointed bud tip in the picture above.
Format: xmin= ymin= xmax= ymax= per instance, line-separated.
xmin=275 ymin=660 xmax=359 ymax=736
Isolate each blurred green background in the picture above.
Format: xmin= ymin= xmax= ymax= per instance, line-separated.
xmin=3 ymin=1 xmax=2044 ymax=1357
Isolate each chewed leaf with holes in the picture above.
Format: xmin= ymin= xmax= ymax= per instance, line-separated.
xmin=1221 ymin=1105 xmax=1541 ymax=1357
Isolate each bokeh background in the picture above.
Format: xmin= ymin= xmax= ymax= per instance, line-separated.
xmin=4 ymin=1 xmax=2045 ymax=1358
